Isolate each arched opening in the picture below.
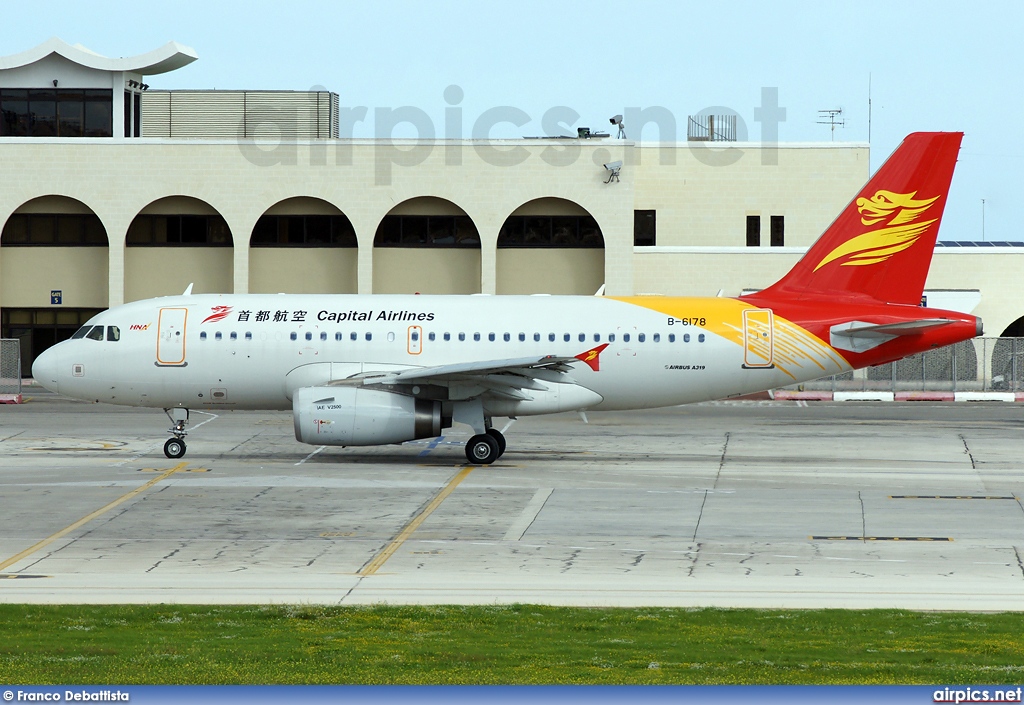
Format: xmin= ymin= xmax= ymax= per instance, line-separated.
xmin=0 ymin=195 xmax=108 ymax=374
xmin=249 ymin=197 xmax=358 ymax=294
xmin=496 ymin=197 xmax=605 ymax=295
xmin=125 ymin=196 xmax=233 ymax=301
xmin=372 ymin=197 xmax=481 ymax=294
xmin=998 ymin=316 xmax=1024 ymax=338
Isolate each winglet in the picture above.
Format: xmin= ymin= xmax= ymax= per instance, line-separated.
xmin=575 ymin=343 xmax=610 ymax=371
xmin=182 ymin=283 xmax=194 ymax=296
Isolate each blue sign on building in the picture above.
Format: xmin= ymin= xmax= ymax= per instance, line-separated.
xmin=51 ymin=290 xmax=62 ymax=305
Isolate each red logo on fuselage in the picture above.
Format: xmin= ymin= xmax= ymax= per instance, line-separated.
xmin=575 ymin=343 xmax=610 ymax=372
xmin=202 ymin=305 xmax=233 ymax=324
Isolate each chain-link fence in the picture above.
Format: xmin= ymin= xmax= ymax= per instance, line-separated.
xmin=784 ymin=337 xmax=1024 ymax=393
xmin=1 ymin=339 xmax=22 ymax=398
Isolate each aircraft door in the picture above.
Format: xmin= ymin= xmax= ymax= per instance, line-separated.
xmin=407 ymin=325 xmax=422 ymax=355
xmin=157 ymin=307 xmax=188 ymax=366
xmin=742 ymin=308 xmax=774 ymax=368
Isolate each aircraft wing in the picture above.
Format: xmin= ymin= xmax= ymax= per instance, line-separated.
xmin=830 ymin=318 xmax=955 ymax=353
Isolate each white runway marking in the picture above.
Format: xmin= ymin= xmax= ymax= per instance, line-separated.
xmin=503 ymin=488 xmax=554 ymax=541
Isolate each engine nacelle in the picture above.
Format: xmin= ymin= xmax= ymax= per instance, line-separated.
xmin=293 ymin=386 xmax=442 ymax=446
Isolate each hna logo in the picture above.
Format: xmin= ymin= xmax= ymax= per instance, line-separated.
xmin=202 ymin=305 xmax=233 ymax=324
xmin=129 ymin=323 xmax=150 ymax=331
xmin=814 ymin=190 xmax=940 ymax=271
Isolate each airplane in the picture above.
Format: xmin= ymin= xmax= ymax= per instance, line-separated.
xmin=31 ymin=132 xmax=981 ymax=465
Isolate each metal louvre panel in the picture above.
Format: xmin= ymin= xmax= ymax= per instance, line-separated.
xmin=140 ymin=91 xmax=171 ymax=137
xmin=139 ymin=91 xmax=339 ymax=139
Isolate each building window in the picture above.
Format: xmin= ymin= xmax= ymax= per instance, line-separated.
xmin=0 ymin=214 xmax=107 ymax=246
xmin=770 ymin=215 xmax=785 ymax=247
xmin=374 ymin=215 xmax=480 ymax=247
xmin=746 ymin=215 xmax=761 ymax=247
xmin=634 ymin=210 xmax=656 ymax=246
xmin=251 ymin=215 xmax=356 ymax=247
xmin=0 ymin=89 xmax=112 ymax=138
xmin=127 ymin=215 xmax=232 ymax=246
xmin=497 ymin=216 xmax=603 ymax=248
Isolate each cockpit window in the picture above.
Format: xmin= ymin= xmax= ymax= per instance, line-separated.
xmin=106 ymin=326 xmax=120 ymax=342
xmin=85 ymin=326 xmax=104 ymax=341
xmin=71 ymin=326 xmax=91 ymax=340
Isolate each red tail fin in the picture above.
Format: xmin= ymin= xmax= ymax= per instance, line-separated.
xmin=752 ymin=132 xmax=962 ymax=306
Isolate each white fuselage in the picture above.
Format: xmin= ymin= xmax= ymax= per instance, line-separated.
xmin=34 ymin=293 xmax=849 ymax=414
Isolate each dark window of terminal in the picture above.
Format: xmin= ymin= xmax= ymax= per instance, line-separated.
xmin=770 ymin=215 xmax=785 ymax=247
xmin=251 ymin=215 xmax=357 ymax=247
xmin=746 ymin=215 xmax=761 ymax=247
xmin=374 ymin=215 xmax=480 ymax=247
xmin=0 ymin=89 xmax=112 ymax=137
xmin=497 ymin=216 xmax=604 ymax=248
xmin=127 ymin=215 xmax=233 ymax=246
xmin=634 ymin=210 xmax=656 ymax=247
xmin=0 ymin=214 xmax=107 ymax=246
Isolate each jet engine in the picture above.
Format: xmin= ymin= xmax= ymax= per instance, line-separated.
xmin=293 ymin=386 xmax=442 ymax=446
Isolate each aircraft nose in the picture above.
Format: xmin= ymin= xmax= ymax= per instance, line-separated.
xmin=31 ymin=345 xmax=61 ymax=393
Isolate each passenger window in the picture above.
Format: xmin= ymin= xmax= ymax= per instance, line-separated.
xmin=444 ymin=333 xmax=451 ymax=341
xmin=684 ymin=333 xmax=690 ymax=343
xmin=638 ymin=333 xmax=645 ymax=343
xmin=350 ymin=332 xmax=357 ymax=341
xmin=504 ymin=333 xmax=511 ymax=342
xmin=305 ymin=332 xmax=313 ymax=341
xmin=289 ymin=332 xmax=297 ymax=341
xmin=609 ymin=334 xmax=616 ymax=342
xmin=594 ymin=334 xmax=601 ymax=342
xmin=320 ymin=332 xmax=327 ymax=341
xmin=365 ymin=333 xmax=372 ymax=341
xmin=199 ymin=332 xmax=207 ymax=341
xmin=428 ymin=332 xmax=435 ymax=342
xmin=106 ymin=326 xmax=120 ymax=342
xmin=549 ymin=333 xmax=555 ymax=342
xmin=698 ymin=334 xmax=706 ymax=343
xmin=474 ymin=333 xmax=481 ymax=342
xmin=563 ymin=333 xmax=570 ymax=342
xmin=215 ymin=332 xmax=223 ymax=341
xmin=387 ymin=332 xmax=396 ymax=343
xmin=459 ymin=333 xmax=465 ymax=341
xmin=488 ymin=333 xmax=495 ymax=342
xmin=230 ymin=332 xmax=238 ymax=340
xmin=653 ymin=333 xmax=660 ymax=342
xmin=576 ymin=333 xmax=583 ymax=342
xmin=518 ymin=333 xmax=525 ymax=342
xmin=412 ymin=331 xmax=420 ymax=341
xmin=85 ymin=326 xmax=104 ymax=341
xmin=245 ymin=332 xmax=253 ymax=340
xmin=623 ymin=333 xmax=631 ymax=342
xmin=668 ymin=334 xmax=675 ymax=343
xmin=534 ymin=333 xmax=540 ymax=342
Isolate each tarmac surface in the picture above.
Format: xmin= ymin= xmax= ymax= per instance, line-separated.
xmin=1 ymin=391 xmax=1023 ymax=610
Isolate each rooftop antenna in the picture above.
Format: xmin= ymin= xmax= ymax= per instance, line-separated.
xmin=817 ymin=108 xmax=845 ymax=141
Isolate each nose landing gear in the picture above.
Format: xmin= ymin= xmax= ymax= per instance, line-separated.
xmin=163 ymin=408 xmax=190 ymax=459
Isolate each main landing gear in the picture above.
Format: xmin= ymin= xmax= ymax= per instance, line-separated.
xmin=163 ymin=408 xmax=189 ymax=459
xmin=464 ymin=427 xmax=507 ymax=465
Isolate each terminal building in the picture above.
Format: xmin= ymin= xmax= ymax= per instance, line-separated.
xmin=1 ymin=38 xmax=1022 ymax=375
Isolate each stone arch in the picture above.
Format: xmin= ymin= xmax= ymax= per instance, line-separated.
xmin=125 ymin=196 xmax=233 ymax=300
xmin=372 ymin=196 xmax=481 ymax=294
xmin=249 ymin=197 xmax=358 ymax=294
xmin=495 ymin=197 xmax=605 ymax=295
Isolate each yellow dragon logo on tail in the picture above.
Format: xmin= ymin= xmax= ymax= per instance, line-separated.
xmin=814 ymin=190 xmax=940 ymax=271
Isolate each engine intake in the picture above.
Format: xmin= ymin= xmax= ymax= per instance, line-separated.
xmin=293 ymin=387 xmax=442 ymax=446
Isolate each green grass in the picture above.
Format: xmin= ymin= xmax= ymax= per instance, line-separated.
xmin=0 ymin=605 xmax=1021 ymax=684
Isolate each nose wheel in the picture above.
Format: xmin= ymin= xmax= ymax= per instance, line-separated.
xmin=164 ymin=437 xmax=187 ymax=459
xmin=163 ymin=408 xmax=190 ymax=459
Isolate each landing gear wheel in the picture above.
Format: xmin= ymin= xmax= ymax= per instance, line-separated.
xmin=164 ymin=437 xmax=187 ymax=459
xmin=485 ymin=428 xmax=507 ymax=457
xmin=466 ymin=434 xmax=500 ymax=465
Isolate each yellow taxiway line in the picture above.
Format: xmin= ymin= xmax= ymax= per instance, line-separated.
xmin=0 ymin=461 xmax=187 ymax=573
xmin=359 ymin=466 xmax=475 ymax=576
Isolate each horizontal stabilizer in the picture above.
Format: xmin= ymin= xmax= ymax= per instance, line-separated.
xmin=830 ymin=319 xmax=954 ymax=353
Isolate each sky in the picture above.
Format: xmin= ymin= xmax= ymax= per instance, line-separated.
xmin=2 ymin=0 xmax=1021 ymax=241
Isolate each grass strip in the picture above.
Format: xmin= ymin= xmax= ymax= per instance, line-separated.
xmin=0 ymin=604 xmax=1022 ymax=684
